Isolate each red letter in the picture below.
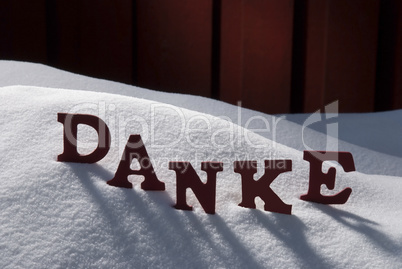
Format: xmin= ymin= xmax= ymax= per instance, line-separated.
xmin=300 ymin=151 xmax=355 ymax=204
xmin=107 ymin=135 xmax=165 ymax=190
xmin=169 ymin=162 xmax=223 ymax=214
xmin=234 ymin=160 xmax=292 ymax=215
xmin=57 ymin=113 xmax=111 ymax=163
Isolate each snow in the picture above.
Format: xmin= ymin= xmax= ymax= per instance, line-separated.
xmin=2 ymin=61 xmax=401 ymax=177
xmin=0 ymin=61 xmax=401 ymax=268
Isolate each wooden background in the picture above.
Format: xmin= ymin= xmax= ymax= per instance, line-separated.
xmin=0 ymin=0 xmax=401 ymax=114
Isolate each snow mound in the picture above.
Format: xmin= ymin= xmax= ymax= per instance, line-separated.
xmin=2 ymin=61 xmax=402 ymax=177
xmin=0 ymin=86 xmax=401 ymax=268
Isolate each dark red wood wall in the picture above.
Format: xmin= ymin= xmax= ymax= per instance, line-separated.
xmin=1 ymin=0 xmax=401 ymax=114
xmin=303 ymin=0 xmax=380 ymax=113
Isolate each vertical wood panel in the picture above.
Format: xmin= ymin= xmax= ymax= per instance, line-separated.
xmin=220 ymin=0 xmax=244 ymax=105
xmin=220 ymin=0 xmax=294 ymax=114
xmin=48 ymin=0 xmax=133 ymax=84
xmin=375 ymin=0 xmax=401 ymax=111
xmin=290 ymin=0 xmax=307 ymax=113
xmin=392 ymin=1 xmax=402 ymax=109
xmin=303 ymin=0 xmax=328 ymax=112
xmin=136 ymin=0 xmax=212 ymax=97
xmin=211 ymin=0 xmax=222 ymax=100
xmin=81 ymin=0 xmax=132 ymax=84
xmin=325 ymin=0 xmax=379 ymax=112
xmin=304 ymin=0 xmax=379 ymax=112
xmin=0 ymin=1 xmax=47 ymax=62
xmin=242 ymin=0 xmax=294 ymax=114
xmin=46 ymin=0 xmax=80 ymax=70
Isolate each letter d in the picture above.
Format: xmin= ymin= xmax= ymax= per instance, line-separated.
xmin=57 ymin=113 xmax=111 ymax=163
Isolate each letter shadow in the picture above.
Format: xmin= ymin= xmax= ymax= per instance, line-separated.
xmin=68 ymin=163 xmax=212 ymax=266
xmin=251 ymin=209 xmax=335 ymax=268
xmin=67 ymin=163 xmax=263 ymax=267
xmin=67 ymin=163 xmax=394 ymax=267
xmin=185 ymin=212 xmax=265 ymax=269
xmin=311 ymin=203 xmax=402 ymax=255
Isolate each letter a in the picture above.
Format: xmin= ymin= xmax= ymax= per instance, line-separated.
xmin=107 ymin=135 xmax=165 ymax=190
xmin=169 ymin=162 xmax=223 ymax=214
xmin=300 ymin=151 xmax=355 ymax=204
xmin=234 ymin=160 xmax=292 ymax=215
xmin=57 ymin=113 xmax=111 ymax=163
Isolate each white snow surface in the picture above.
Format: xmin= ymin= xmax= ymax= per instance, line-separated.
xmin=0 ymin=61 xmax=401 ymax=268
xmin=1 ymin=61 xmax=402 ymax=177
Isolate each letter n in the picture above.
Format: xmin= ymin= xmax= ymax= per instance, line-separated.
xmin=234 ymin=160 xmax=292 ymax=215
xmin=169 ymin=162 xmax=223 ymax=214
xmin=107 ymin=135 xmax=165 ymax=191
xmin=57 ymin=113 xmax=111 ymax=163
xmin=300 ymin=151 xmax=355 ymax=204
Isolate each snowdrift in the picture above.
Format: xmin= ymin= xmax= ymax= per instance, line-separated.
xmin=2 ymin=61 xmax=402 ymax=177
xmin=0 ymin=84 xmax=401 ymax=268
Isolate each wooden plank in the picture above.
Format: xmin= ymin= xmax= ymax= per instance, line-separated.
xmin=392 ymin=0 xmax=402 ymax=109
xmin=0 ymin=1 xmax=12 ymax=58
xmin=80 ymin=0 xmax=133 ymax=84
xmin=304 ymin=0 xmax=379 ymax=112
xmin=325 ymin=0 xmax=379 ymax=112
xmin=135 ymin=0 xmax=212 ymax=97
xmin=46 ymin=0 xmax=80 ymax=70
xmin=48 ymin=0 xmax=133 ymax=84
xmin=242 ymin=0 xmax=294 ymax=114
xmin=220 ymin=0 xmax=244 ymax=105
xmin=290 ymin=0 xmax=307 ymax=113
xmin=220 ymin=0 xmax=294 ymax=114
xmin=375 ymin=0 xmax=402 ymax=111
xmin=0 ymin=1 xmax=47 ymax=62
xmin=303 ymin=0 xmax=328 ymax=113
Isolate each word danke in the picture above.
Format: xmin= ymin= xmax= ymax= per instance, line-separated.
xmin=57 ymin=113 xmax=356 ymax=215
